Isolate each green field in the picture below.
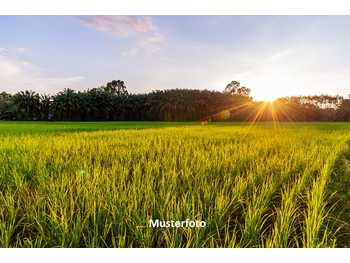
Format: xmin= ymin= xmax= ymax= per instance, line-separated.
xmin=1 ymin=121 xmax=350 ymax=247
xmin=0 ymin=121 xmax=196 ymax=135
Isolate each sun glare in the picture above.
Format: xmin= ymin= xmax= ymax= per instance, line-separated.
xmin=247 ymin=69 xmax=301 ymax=102
xmin=253 ymin=87 xmax=281 ymax=102
xmin=250 ymin=81 xmax=284 ymax=102
xmin=256 ymin=93 xmax=278 ymax=102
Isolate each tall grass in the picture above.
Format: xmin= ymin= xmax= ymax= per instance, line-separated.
xmin=0 ymin=123 xmax=349 ymax=247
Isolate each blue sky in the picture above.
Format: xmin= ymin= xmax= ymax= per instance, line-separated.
xmin=1 ymin=16 xmax=350 ymax=100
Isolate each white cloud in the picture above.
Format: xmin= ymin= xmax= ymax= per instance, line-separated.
xmin=0 ymin=48 xmax=9 ymax=56
xmin=121 ymin=47 xmax=139 ymax=57
xmin=78 ymin=16 xmax=156 ymax=37
xmin=122 ymin=32 xmax=165 ymax=57
xmin=77 ymin=16 xmax=165 ymax=56
xmin=140 ymin=32 xmax=165 ymax=53
xmin=268 ymin=48 xmax=295 ymax=62
xmin=15 ymin=47 xmax=28 ymax=53
xmin=0 ymin=51 xmax=84 ymax=94
xmin=0 ymin=51 xmax=34 ymax=79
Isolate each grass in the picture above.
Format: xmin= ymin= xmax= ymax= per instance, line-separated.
xmin=0 ymin=121 xmax=350 ymax=247
xmin=0 ymin=121 xmax=196 ymax=135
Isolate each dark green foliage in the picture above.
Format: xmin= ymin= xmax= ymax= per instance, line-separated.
xmin=1 ymin=79 xmax=350 ymax=121
xmin=0 ymin=80 xmax=251 ymax=121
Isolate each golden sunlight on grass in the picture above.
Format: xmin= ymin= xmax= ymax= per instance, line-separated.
xmin=1 ymin=122 xmax=350 ymax=247
xmin=207 ymin=99 xmax=297 ymax=128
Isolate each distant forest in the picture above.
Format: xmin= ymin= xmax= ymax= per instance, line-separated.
xmin=1 ymin=80 xmax=350 ymax=121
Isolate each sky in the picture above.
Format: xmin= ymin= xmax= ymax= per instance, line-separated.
xmin=1 ymin=15 xmax=350 ymax=101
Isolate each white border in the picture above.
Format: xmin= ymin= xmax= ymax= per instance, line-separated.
xmin=1 ymin=0 xmax=350 ymax=261
xmin=1 ymin=0 xmax=350 ymax=15
xmin=1 ymin=248 xmax=350 ymax=262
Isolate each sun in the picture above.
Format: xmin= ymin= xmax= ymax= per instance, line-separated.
xmin=250 ymin=77 xmax=298 ymax=102
xmin=249 ymin=76 xmax=285 ymax=102
xmin=247 ymin=68 xmax=301 ymax=102
xmin=253 ymin=87 xmax=281 ymax=102
xmin=255 ymin=93 xmax=278 ymax=102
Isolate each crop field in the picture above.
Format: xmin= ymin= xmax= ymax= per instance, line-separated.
xmin=1 ymin=122 xmax=350 ymax=247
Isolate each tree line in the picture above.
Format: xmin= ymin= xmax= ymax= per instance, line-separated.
xmin=1 ymin=80 xmax=350 ymax=121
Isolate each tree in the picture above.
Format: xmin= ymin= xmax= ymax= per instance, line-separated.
xmin=237 ymin=86 xmax=251 ymax=97
xmin=4 ymin=79 xmax=350 ymax=122
xmin=224 ymin=81 xmax=240 ymax=95
xmin=40 ymin=95 xmax=52 ymax=120
xmin=224 ymin=81 xmax=251 ymax=97
xmin=104 ymin=80 xmax=128 ymax=96
xmin=13 ymin=90 xmax=41 ymax=120
xmin=0 ymin=92 xmax=16 ymax=120
xmin=336 ymin=99 xmax=350 ymax=121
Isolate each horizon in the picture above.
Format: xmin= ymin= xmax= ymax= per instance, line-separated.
xmin=1 ymin=81 xmax=349 ymax=103
xmin=4 ymin=7 xmax=350 ymax=252
xmin=1 ymin=16 xmax=350 ymax=101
